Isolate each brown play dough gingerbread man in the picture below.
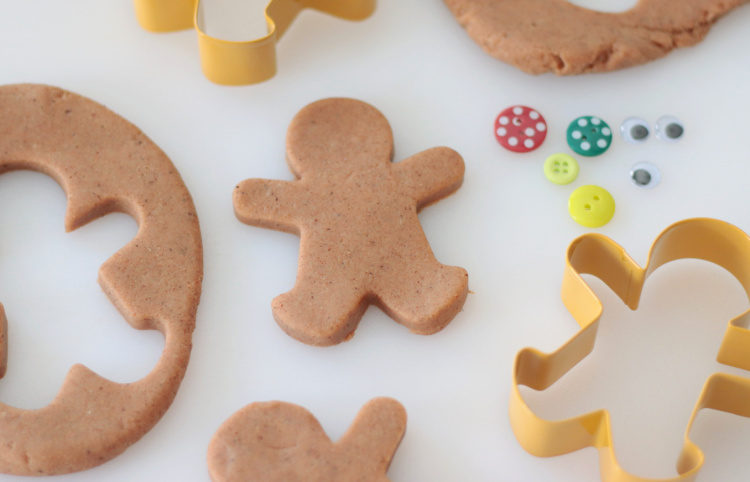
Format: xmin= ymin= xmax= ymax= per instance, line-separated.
xmin=233 ymin=98 xmax=468 ymax=346
xmin=0 ymin=84 xmax=202 ymax=475
xmin=207 ymin=397 xmax=407 ymax=482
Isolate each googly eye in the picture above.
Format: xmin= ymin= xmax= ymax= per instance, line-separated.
xmin=620 ymin=117 xmax=650 ymax=143
xmin=630 ymin=161 xmax=661 ymax=188
xmin=654 ymin=115 xmax=684 ymax=141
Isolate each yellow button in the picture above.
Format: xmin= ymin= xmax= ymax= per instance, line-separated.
xmin=544 ymin=153 xmax=579 ymax=185
xmin=568 ymin=185 xmax=615 ymax=228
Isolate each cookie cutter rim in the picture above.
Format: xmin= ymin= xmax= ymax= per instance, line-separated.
xmin=510 ymin=217 xmax=750 ymax=481
xmin=133 ymin=0 xmax=376 ymax=85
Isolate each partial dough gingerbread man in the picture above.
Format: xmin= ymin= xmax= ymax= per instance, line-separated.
xmin=207 ymin=398 xmax=406 ymax=482
xmin=233 ymin=98 xmax=468 ymax=346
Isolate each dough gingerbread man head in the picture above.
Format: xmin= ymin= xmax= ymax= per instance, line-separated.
xmin=234 ymin=98 xmax=468 ymax=346
xmin=286 ymin=97 xmax=393 ymax=176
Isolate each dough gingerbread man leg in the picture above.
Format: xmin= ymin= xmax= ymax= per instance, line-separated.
xmin=374 ymin=254 xmax=469 ymax=336
xmin=272 ymin=268 xmax=372 ymax=345
xmin=233 ymin=98 xmax=468 ymax=346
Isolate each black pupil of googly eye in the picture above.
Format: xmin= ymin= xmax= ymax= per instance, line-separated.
xmin=632 ymin=169 xmax=652 ymax=185
xmin=630 ymin=125 xmax=648 ymax=140
xmin=665 ymin=123 xmax=683 ymax=139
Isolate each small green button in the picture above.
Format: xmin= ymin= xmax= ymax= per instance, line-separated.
xmin=567 ymin=116 xmax=612 ymax=157
xmin=543 ymin=153 xmax=579 ymax=185
xmin=568 ymin=185 xmax=615 ymax=228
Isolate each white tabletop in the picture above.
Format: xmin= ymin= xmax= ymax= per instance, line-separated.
xmin=1 ymin=0 xmax=750 ymax=480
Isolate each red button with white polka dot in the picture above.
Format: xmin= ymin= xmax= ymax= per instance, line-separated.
xmin=494 ymin=105 xmax=547 ymax=153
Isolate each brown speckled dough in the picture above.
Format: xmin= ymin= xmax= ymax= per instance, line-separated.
xmin=444 ymin=0 xmax=749 ymax=74
xmin=0 ymin=84 xmax=202 ymax=475
xmin=233 ymin=98 xmax=468 ymax=346
xmin=207 ymin=398 xmax=407 ymax=482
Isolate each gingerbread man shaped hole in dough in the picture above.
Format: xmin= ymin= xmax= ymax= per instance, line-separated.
xmin=233 ymin=98 xmax=469 ymax=346
xmin=444 ymin=0 xmax=750 ymax=75
xmin=0 ymin=84 xmax=202 ymax=476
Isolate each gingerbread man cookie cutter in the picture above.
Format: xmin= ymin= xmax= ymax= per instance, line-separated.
xmin=510 ymin=217 xmax=750 ymax=481
xmin=207 ymin=397 xmax=406 ymax=481
xmin=0 ymin=84 xmax=202 ymax=475
xmin=233 ymin=98 xmax=469 ymax=346
xmin=133 ymin=0 xmax=376 ymax=85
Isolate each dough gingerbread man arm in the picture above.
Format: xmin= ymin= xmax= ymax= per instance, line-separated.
xmin=393 ymin=146 xmax=465 ymax=209
xmin=337 ymin=397 xmax=407 ymax=476
xmin=233 ymin=178 xmax=305 ymax=234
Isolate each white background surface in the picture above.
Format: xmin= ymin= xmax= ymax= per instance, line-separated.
xmin=1 ymin=1 xmax=750 ymax=480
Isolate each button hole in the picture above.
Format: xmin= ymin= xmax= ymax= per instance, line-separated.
xmin=585 ymin=204 xmax=591 ymax=211
xmin=593 ymin=195 xmax=600 ymax=201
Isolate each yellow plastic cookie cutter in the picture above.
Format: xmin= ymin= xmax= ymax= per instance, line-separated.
xmin=510 ymin=217 xmax=750 ymax=481
xmin=133 ymin=0 xmax=376 ymax=85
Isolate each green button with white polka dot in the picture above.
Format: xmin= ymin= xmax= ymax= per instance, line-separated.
xmin=566 ymin=116 xmax=612 ymax=157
